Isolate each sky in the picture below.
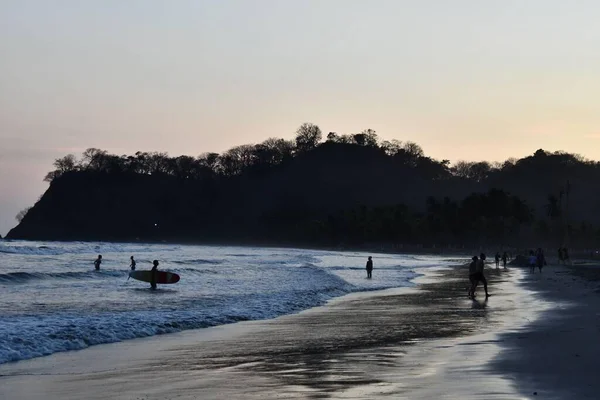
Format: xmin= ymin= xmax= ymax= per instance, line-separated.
xmin=1 ymin=0 xmax=600 ymax=236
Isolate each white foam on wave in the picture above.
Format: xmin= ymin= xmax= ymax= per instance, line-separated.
xmin=0 ymin=243 xmax=437 ymax=365
xmin=0 ymin=241 xmax=179 ymax=256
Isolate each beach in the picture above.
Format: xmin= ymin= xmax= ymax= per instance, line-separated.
xmin=0 ymin=261 xmax=598 ymax=399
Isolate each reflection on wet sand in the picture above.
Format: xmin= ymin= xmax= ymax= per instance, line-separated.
xmin=136 ymin=267 xmax=518 ymax=398
xmin=0 ymin=265 xmax=540 ymax=400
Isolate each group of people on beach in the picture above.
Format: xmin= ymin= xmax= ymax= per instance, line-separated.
xmin=94 ymin=254 xmax=160 ymax=289
xmin=494 ymin=251 xmax=510 ymax=269
xmin=528 ymin=248 xmax=547 ymax=273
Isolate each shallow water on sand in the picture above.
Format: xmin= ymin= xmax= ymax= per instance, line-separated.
xmin=0 ymin=240 xmax=454 ymax=364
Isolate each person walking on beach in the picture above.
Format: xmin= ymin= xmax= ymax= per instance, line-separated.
xmin=528 ymin=250 xmax=537 ymax=273
xmin=558 ymin=247 xmax=564 ymax=265
xmin=150 ymin=260 xmax=159 ymax=290
xmin=94 ymin=255 xmax=102 ymax=270
xmin=536 ymin=248 xmax=546 ymax=273
xmin=495 ymin=252 xmax=501 ymax=269
xmin=366 ymin=256 xmax=373 ymax=279
xmin=130 ymin=256 xmax=136 ymax=271
xmin=468 ymin=256 xmax=479 ymax=298
xmin=476 ymin=253 xmax=490 ymax=297
xmin=501 ymin=251 xmax=508 ymax=269
xmin=563 ymin=247 xmax=570 ymax=265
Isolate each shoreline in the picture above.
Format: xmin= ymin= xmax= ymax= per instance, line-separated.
xmin=492 ymin=263 xmax=600 ymax=399
xmin=2 ymin=262 xmax=598 ymax=399
xmin=0 ymin=263 xmax=530 ymax=399
xmin=4 ymin=237 xmax=599 ymax=263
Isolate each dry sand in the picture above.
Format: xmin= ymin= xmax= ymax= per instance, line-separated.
xmin=0 ymin=263 xmax=599 ymax=399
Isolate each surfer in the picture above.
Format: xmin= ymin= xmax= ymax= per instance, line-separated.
xmin=94 ymin=255 xmax=102 ymax=270
xmin=130 ymin=256 xmax=136 ymax=271
xmin=366 ymin=256 xmax=373 ymax=279
xmin=150 ymin=260 xmax=159 ymax=290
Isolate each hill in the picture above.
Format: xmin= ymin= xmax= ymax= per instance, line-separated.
xmin=7 ymin=124 xmax=600 ymax=248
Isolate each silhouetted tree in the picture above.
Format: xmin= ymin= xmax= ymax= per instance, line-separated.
xmin=326 ymin=132 xmax=339 ymax=142
xmin=380 ymin=139 xmax=403 ymax=156
xmin=402 ymin=141 xmax=424 ymax=158
xmin=352 ymin=129 xmax=378 ymax=147
xmin=295 ymin=123 xmax=322 ymax=153
xmin=452 ymin=161 xmax=492 ymax=182
xmin=44 ymin=154 xmax=78 ymax=182
xmin=16 ymin=207 xmax=31 ymax=222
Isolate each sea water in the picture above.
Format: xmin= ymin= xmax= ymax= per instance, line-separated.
xmin=0 ymin=240 xmax=454 ymax=364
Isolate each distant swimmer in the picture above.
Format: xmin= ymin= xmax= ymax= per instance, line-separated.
xmin=130 ymin=256 xmax=136 ymax=271
xmin=366 ymin=256 xmax=373 ymax=279
xmin=150 ymin=260 xmax=159 ymax=290
xmin=94 ymin=255 xmax=102 ymax=270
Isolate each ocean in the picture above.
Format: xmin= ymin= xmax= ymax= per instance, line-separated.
xmin=0 ymin=240 xmax=455 ymax=364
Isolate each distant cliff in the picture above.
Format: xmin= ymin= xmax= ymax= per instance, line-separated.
xmin=8 ymin=125 xmax=600 ymax=247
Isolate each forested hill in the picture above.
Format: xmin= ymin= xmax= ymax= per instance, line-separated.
xmin=7 ymin=124 xmax=600 ymax=247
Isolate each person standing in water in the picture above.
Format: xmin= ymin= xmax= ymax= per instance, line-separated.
xmin=366 ymin=256 xmax=373 ymax=279
xmin=130 ymin=256 xmax=136 ymax=271
xmin=94 ymin=255 xmax=102 ymax=270
xmin=494 ymin=252 xmax=501 ymax=269
xmin=150 ymin=260 xmax=159 ymax=290
xmin=501 ymin=251 xmax=508 ymax=269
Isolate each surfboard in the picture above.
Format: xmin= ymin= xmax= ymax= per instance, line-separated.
xmin=129 ymin=270 xmax=180 ymax=284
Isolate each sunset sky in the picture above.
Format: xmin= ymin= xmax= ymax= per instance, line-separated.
xmin=1 ymin=0 xmax=600 ymax=235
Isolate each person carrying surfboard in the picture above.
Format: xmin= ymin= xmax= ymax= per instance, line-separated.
xmin=150 ymin=260 xmax=159 ymax=290
xmin=129 ymin=263 xmax=180 ymax=286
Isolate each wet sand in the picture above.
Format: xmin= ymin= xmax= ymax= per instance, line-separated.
xmin=0 ymin=263 xmax=598 ymax=399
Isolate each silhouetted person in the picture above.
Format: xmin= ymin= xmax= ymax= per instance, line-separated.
xmin=468 ymin=256 xmax=479 ymax=298
xmin=495 ymin=252 xmax=501 ymax=269
xmin=558 ymin=247 xmax=564 ymax=264
xmin=150 ymin=260 xmax=159 ymax=290
xmin=529 ymin=250 xmax=537 ymax=273
xmin=536 ymin=248 xmax=546 ymax=273
xmin=130 ymin=256 xmax=136 ymax=271
xmin=501 ymin=252 xmax=508 ymax=269
xmin=94 ymin=255 xmax=102 ymax=270
xmin=475 ymin=253 xmax=490 ymax=297
xmin=563 ymin=248 xmax=570 ymax=265
xmin=366 ymin=256 xmax=373 ymax=279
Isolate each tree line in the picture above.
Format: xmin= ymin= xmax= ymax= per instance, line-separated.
xmin=10 ymin=123 xmax=600 ymax=248
xmin=44 ymin=123 xmax=439 ymax=182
